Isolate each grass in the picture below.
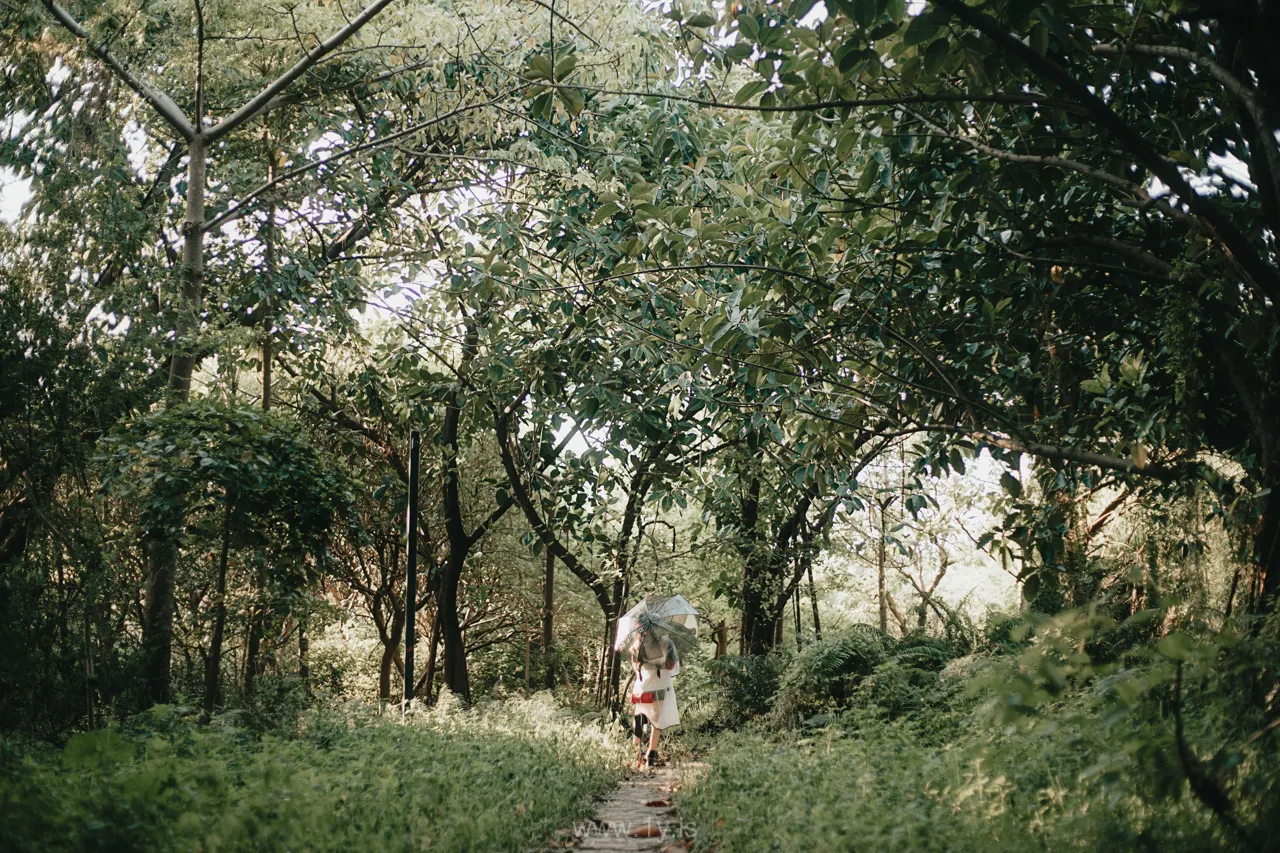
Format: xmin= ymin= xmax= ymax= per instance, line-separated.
xmin=674 ymin=653 xmax=1260 ymax=853
xmin=677 ymin=723 xmax=1230 ymax=852
xmin=0 ymin=693 xmax=627 ymax=852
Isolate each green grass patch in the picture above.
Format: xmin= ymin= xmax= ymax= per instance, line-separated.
xmin=1 ymin=694 xmax=626 ymax=852
xmin=679 ymin=721 xmax=1231 ymax=852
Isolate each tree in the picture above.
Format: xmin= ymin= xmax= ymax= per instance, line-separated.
xmin=645 ymin=0 xmax=1280 ymax=613
xmin=100 ymin=402 xmax=349 ymax=714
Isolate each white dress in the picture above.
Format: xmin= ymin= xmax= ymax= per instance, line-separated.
xmin=631 ymin=657 xmax=681 ymax=730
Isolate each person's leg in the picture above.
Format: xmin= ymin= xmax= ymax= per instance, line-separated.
xmin=647 ymin=724 xmax=660 ymax=765
xmin=634 ymin=714 xmax=647 ymax=765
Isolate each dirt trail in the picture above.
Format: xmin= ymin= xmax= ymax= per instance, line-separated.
xmin=541 ymin=763 xmax=697 ymax=852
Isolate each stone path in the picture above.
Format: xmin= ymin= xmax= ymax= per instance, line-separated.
xmin=541 ymin=764 xmax=695 ymax=852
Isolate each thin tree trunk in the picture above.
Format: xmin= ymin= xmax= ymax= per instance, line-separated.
xmin=244 ymin=567 xmax=264 ymax=697
xmin=420 ymin=610 xmax=441 ymax=703
xmin=378 ymin=608 xmax=405 ymax=705
xmin=83 ymin=602 xmax=95 ymax=728
xmin=1255 ymin=464 xmax=1280 ymax=610
xmin=593 ymin=615 xmax=610 ymax=702
xmin=1224 ymin=565 xmax=1241 ymax=622
xmin=877 ymin=499 xmax=889 ymax=634
xmin=142 ymin=536 xmax=179 ymax=705
xmin=202 ymin=492 xmax=233 ymax=720
xmin=807 ymin=561 xmax=821 ymax=640
xmin=438 ymin=550 xmax=470 ymax=701
xmin=261 ymin=195 xmax=275 ymax=412
xmin=793 ymin=585 xmax=802 ymax=648
xmin=543 ymin=549 xmax=555 ymax=689
xmin=140 ymin=136 xmax=205 ymax=706
xmin=298 ymin=616 xmax=310 ymax=695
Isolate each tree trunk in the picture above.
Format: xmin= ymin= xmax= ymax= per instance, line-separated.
xmin=605 ymin=577 xmax=626 ymax=711
xmin=141 ymin=536 xmax=179 ymax=705
xmin=298 ymin=616 xmax=310 ymax=696
xmin=437 ymin=550 xmax=470 ymax=701
xmin=378 ymin=608 xmax=405 ymax=704
xmin=712 ymin=622 xmax=728 ymax=659
xmin=83 ymin=605 xmax=96 ymax=728
xmin=421 ymin=609 xmax=441 ymax=703
xmin=793 ymin=585 xmax=802 ymax=648
xmin=261 ymin=192 xmax=275 ymax=412
xmin=542 ymin=550 xmax=555 ymax=689
xmin=877 ymin=499 xmax=889 ymax=634
xmin=807 ymin=561 xmax=821 ymax=640
xmin=244 ymin=568 xmax=265 ymax=697
xmin=201 ymin=492 xmax=233 ymax=719
xmin=1256 ymin=464 xmax=1280 ymax=610
xmin=141 ymin=136 xmax=206 ymax=706
xmin=739 ymin=470 xmax=773 ymax=655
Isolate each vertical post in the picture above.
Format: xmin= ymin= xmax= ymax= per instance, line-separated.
xmin=403 ymin=430 xmax=421 ymax=714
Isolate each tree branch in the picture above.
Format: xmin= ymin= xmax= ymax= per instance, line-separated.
xmin=935 ymin=0 xmax=1280 ymax=308
xmin=42 ymin=1 xmax=195 ymax=139
xmin=204 ymin=0 xmax=399 ymax=142
xmin=1035 ymin=235 xmax=1177 ymax=276
xmin=1095 ymin=41 xmax=1280 ymax=229
xmin=972 ymin=431 xmax=1191 ymax=481
xmin=550 ymin=82 xmax=1052 ymax=113
xmin=492 ymin=409 xmax=613 ymax=614
xmin=1093 ymin=43 xmax=1266 ymax=132
xmin=203 ymin=92 xmax=515 ymax=231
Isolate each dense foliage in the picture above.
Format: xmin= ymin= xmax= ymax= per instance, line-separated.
xmin=0 ymin=696 xmax=623 ymax=852
xmin=3 ymin=0 xmax=1279 ymax=849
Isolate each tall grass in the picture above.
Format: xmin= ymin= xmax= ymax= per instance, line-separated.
xmin=1 ymin=693 xmax=626 ymax=852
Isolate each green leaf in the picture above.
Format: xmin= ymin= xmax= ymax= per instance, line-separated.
xmin=557 ymin=86 xmax=585 ymax=116
xmin=1157 ymin=632 xmax=1194 ymax=661
xmin=790 ymin=0 xmax=820 ymax=19
xmin=526 ymin=55 xmax=554 ymax=80
xmin=903 ymin=14 xmax=941 ymax=47
xmin=553 ymin=53 xmax=578 ymax=79
xmin=1021 ymin=572 xmax=1041 ymax=604
xmin=923 ymin=37 xmax=949 ymax=75
xmin=1029 ymin=23 xmax=1049 ymax=56
xmin=62 ymin=730 xmax=134 ymax=769
xmin=853 ymin=0 xmax=877 ymax=27
xmin=591 ymin=202 xmax=622 ymax=225
xmin=735 ymin=80 xmax=767 ymax=104
xmin=686 ymin=11 xmax=717 ymax=28
xmin=737 ymin=14 xmax=760 ymax=40
xmin=1000 ymin=472 xmax=1022 ymax=498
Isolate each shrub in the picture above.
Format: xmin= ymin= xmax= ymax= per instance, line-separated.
xmin=0 ymin=695 xmax=624 ymax=853
xmin=681 ymin=654 xmax=782 ymax=732
xmin=770 ymin=625 xmax=893 ymax=728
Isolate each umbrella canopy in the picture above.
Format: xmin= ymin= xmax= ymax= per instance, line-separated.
xmin=615 ymin=594 xmax=699 ymax=665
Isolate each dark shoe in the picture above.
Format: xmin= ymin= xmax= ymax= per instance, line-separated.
xmin=646 ymin=750 xmax=657 ymax=767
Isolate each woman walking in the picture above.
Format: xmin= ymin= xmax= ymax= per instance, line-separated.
xmin=616 ymin=594 xmax=698 ymax=768
xmin=629 ymin=629 xmax=681 ymax=767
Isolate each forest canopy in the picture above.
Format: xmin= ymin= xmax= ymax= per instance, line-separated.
xmin=2 ymin=0 xmax=1279 ymax=850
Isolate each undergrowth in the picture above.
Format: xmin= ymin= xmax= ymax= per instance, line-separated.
xmin=0 ymin=693 xmax=626 ymax=852
xmin=677 ymin=611 xmax=1280 ymax=852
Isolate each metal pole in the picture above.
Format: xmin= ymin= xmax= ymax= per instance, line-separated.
xmin=403 ymin=430 xmax=420 ymax=714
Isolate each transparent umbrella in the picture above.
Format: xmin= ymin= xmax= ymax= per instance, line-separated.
xmin=615 ymin=594 xmax=699 ymax=666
